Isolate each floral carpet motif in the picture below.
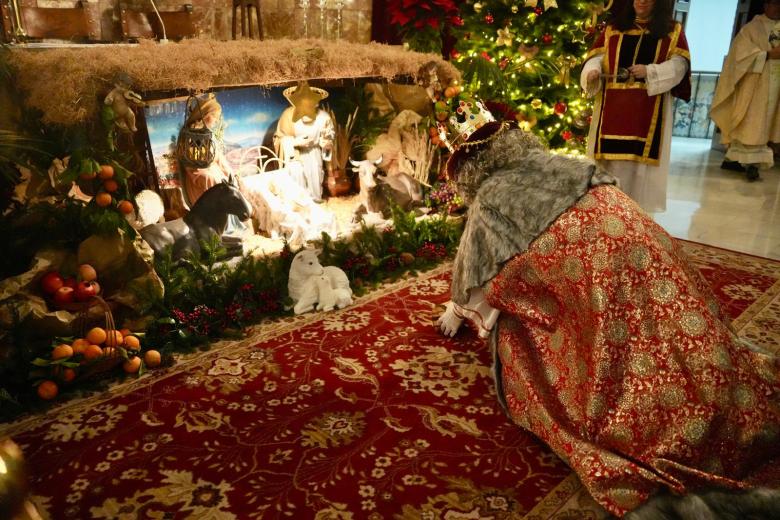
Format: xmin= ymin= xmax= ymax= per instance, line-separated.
xmin=2 ymin=241 xmax=779 ymax=519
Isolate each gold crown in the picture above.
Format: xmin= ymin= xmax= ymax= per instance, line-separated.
xmin=436 ymin=97 xmax=496 ymax=152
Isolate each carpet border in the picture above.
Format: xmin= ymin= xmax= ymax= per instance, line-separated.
xmin=0 ymin=262 xmax=453 ymax=437
xmin=677 ymin=238 xmax=780 ymax=263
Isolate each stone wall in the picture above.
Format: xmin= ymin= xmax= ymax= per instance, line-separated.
xmin=8 ymin=0 xmax=372 ymax=42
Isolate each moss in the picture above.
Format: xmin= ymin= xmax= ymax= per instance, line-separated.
xmin=6 ymin=38 xmax=459 ymax=126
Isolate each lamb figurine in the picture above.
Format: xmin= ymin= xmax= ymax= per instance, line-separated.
xmin=288 ymin=249 xmax=353 ymax=315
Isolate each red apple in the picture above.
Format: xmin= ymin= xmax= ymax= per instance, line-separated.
xmin=78 ymin=264 xmax=98 ymax=282
xmin=63 ymin=277 xmax=77 ymax=289
xmin=73 ymin=281 xmax=98 ymax=302
xmin=40 ymin=271 xmax=64 ymax=295
xmin=52 ymin=286 xmax=75 ymax=307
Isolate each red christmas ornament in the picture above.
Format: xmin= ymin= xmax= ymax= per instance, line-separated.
xmin=562 ymin=130 xmax=573 ymax=141
xmin=542 ymin=33 xmax=553 ymax=44
xmin=534 ymin=6 xmax=544 ymax=16
xmin=554 ymin=101 xmax=568 ymax=115
xmin=480 ymin=51 xmax=494 ymax=62
xmin=484 ymin=13 xmax=494 ymax=24
xmin=451 ymin=16 xmax=464 ymax=27
xmin=499 ymin=56 xmax=510 ymax=70
xmin=450 ymin=48 xmax=461 ymax=59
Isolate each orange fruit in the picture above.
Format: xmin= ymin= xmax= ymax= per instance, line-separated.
xmin=99 ymin=164 xmax=114 ymax=179
xmin=83 ymin=344 xmax=103 ymax=361
xmin=144 ymin=350 xmax=162 ymax=368
xmin=37 ymin=380 xmax=58 ymax=400
xmin=105 ymin=330 xmax=124 ymax=348
xmin=95 ymin=193 xmax=113 ymax=207
xmin=61 ymin=368 xmax=77 ymax=383
xmin=102 ymin=346 xmax=117 ymax=358
xmin=103 ymin=179 xmax=119 ymax=193
xmin=123 ymin=356 xmax=141 ymax=374
xmin=52 ymin=344 xmax=74 ymax=360
xmin=79 ymin=171 xmax=97 ymax=181
xmin=119 ymin=328 xmax=132 ymax=337
xmin=86 ymin=327 xmax=107 ymax=345
xmin=123 ymin=335 xmax=140 ymax=351
xmin=117 ymin=200 xmax=134 ymax=214
xmin=71 ymin=338 xmax=90 ymax=355
xmin=78 ymin=264 xmax=97 ymax=282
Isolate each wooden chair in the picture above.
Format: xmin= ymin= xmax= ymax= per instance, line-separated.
xmin=232 ymin=0 xmax=263 ymax=40
xmin=120 ymin=4 xmax=197 ymax=41
xmin=10 ymin=2 xmax=100 ymax=42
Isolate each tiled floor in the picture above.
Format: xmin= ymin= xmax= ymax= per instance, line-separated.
xmin=654 ymin=137 xmax=780 ymax=260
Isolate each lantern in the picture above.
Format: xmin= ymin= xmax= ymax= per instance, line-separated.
xmin=176 ymin=95 xmax=216 ymax=169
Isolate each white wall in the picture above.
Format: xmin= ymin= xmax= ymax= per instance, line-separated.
xmin=685 ymin=0 xmax=738 ymax=72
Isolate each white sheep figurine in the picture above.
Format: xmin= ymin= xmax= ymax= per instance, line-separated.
xmin=288 ymin=249 xmax=353 ymax=315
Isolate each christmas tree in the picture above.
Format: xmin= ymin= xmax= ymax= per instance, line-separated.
xmin=451 ymin=1 xmax=609 ymax=151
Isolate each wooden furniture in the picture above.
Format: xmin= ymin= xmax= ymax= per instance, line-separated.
xmin=2 ymin=1 xmax=100 ymax=42
xmin=120 ymin=4 xmax=197 ymax=41
xmin=232 ymin=0 xmax=263 ymax=40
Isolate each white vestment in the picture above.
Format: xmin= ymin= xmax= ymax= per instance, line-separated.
xmin=711 ymin=15 xmax=780 ymax=169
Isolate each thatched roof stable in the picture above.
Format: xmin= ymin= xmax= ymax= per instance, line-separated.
xmin=5 ymin=38 xmax=459 ymax=126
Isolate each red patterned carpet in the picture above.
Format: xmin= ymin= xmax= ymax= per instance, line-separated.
xmin=1 ymin=241 xmax=779 ymax=519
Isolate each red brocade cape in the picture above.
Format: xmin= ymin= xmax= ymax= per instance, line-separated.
xmin=586 ymin=23 xmax=691 ymax=165
xmin=485 ymin=186 xmax=779 ymax=517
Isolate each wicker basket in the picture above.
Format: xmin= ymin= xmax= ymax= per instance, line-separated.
xmin=75 ymin=296 xmax=124 ymax=379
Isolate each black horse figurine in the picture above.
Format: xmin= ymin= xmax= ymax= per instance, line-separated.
xmin=141 ymin=179 xmax=253 ymax=261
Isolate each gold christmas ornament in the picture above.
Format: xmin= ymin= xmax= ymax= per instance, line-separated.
xmin=473 ymin=2 xmax=483 ymax=13
xmin=587 ymin=1 xmax=613 ymax=27
xmin=556 ymin=55 xmax=579 ymax=86
xmin=525 ymin=0 xmax=558 ymax=9
xmin=531 ymin=98 xmax=543 ymax=110
xmin=496 ymin=27 xmax=514 ymax=47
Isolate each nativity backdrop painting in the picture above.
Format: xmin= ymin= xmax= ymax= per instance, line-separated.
xmin=145 ymin=86 xmax=342 ymax=187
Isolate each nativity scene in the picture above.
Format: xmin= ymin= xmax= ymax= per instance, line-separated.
xmin=0 ymin=1 xmax=779 ymax=519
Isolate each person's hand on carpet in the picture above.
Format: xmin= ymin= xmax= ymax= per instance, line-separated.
xmin=437 ymin=301 xmax=463 ymax=337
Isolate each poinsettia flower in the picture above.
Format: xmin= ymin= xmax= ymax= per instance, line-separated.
xmin=389 ymin=9 xmax=413 ymax=26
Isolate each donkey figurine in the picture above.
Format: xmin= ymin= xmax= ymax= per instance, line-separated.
xmin=140 ymin=179 xmax=253 ymax=261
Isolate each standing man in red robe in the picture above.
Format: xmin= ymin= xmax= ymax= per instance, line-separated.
xmin=580 ymin=0 xmax=691 ymax=213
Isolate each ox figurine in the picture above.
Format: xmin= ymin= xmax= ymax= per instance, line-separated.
xmin=349 ymin=156 xmax=421 ymax=222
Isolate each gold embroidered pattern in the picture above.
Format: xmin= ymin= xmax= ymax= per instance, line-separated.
xmin=592 ymin=252 xmax=609 ymax=271
xmin=602 ymin=215 xmax=626 ymax=238
xmin=660 ymin=385 xmax=685 ymax=408
xmin=628 ymin=245 xmax=651 ymax=271
xmin=650 ymin=279 xmax=677 ymax=304
xmin=734 ymin=384 xmax=757 ymax=409
xmin=534 ymin=233 xmax=557 ymax=255
xmin=563 ymin=257 xmax=584 ymax=282
xmin=591 ymin=286 xmax=608 ymax=313
xmin=606 ymin=320 xmax=629 ymax=345
xmin=682 ymin=418 xmax=708 ymax=446
xmin=680 ymin=310 xmax=706 ymax=337
xmin=629 ymin=353 xmax=656 ymax=377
